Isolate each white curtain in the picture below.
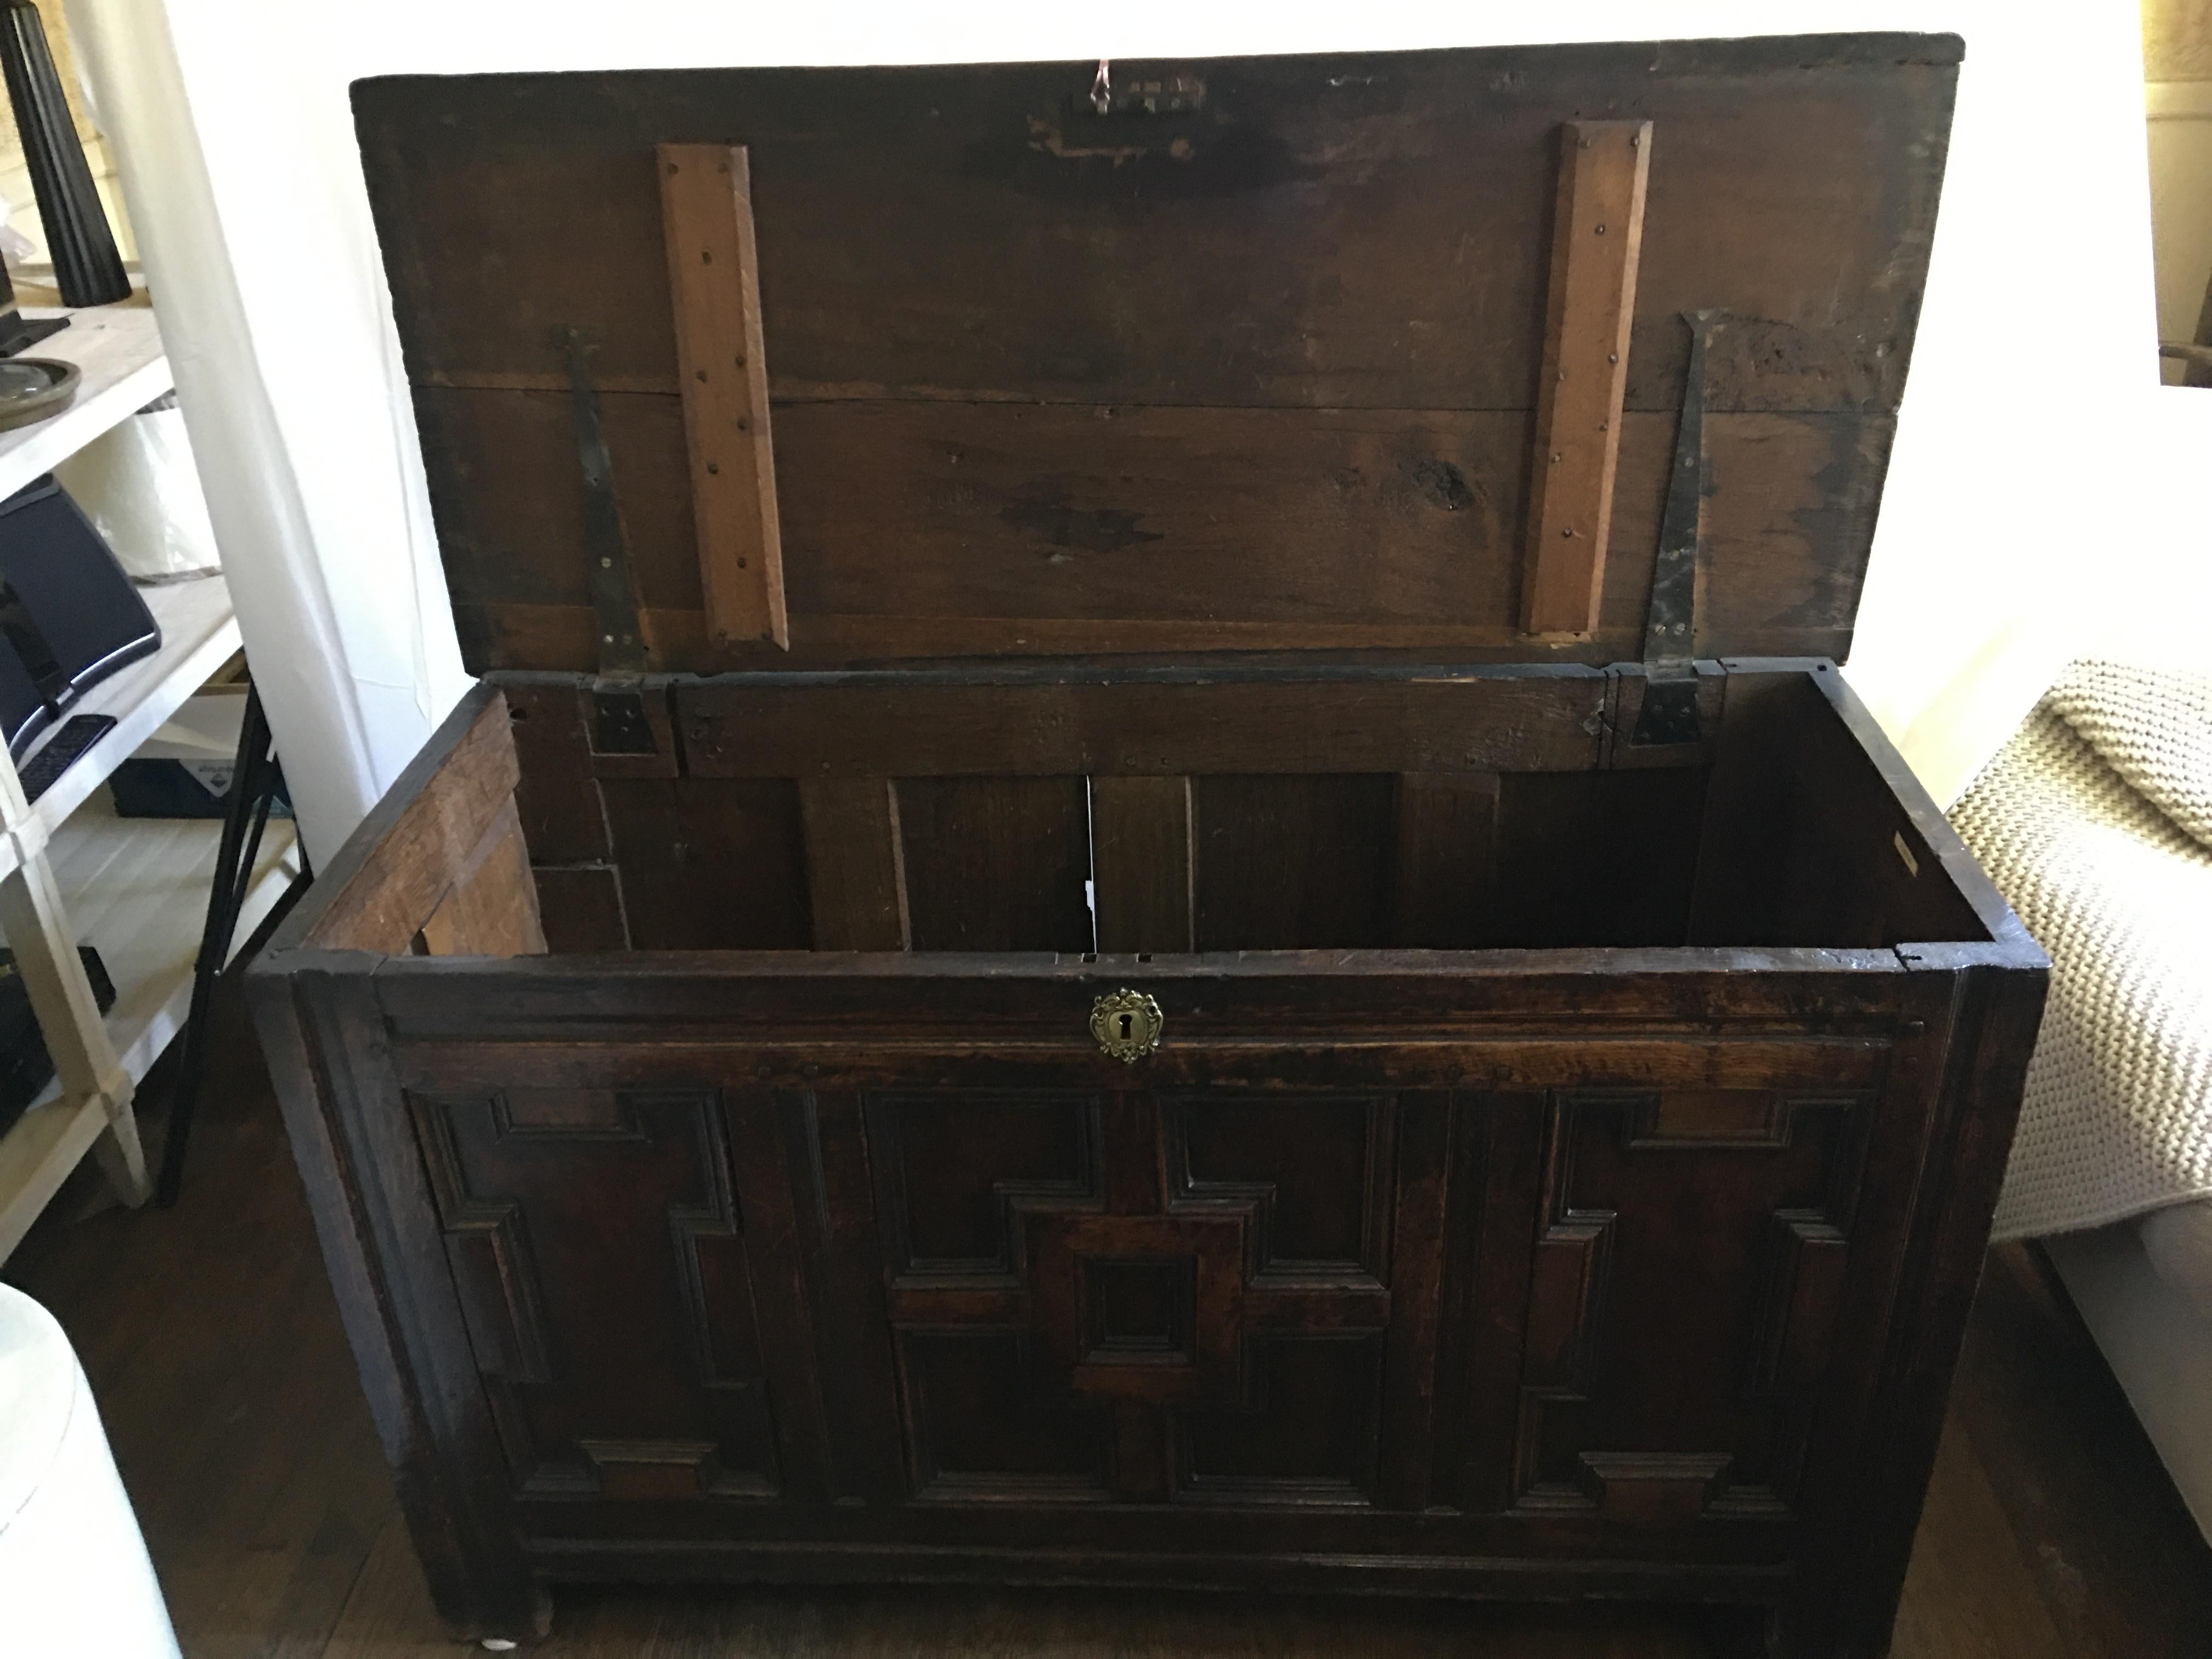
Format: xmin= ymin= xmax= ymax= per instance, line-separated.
xmin=60 ymin=0 xmax=2168 ymax=859
xmin=62 ymin=0 xmax=469 ymax=870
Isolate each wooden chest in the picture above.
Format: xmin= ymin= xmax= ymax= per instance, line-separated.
xmin=250 ymin=34 xmax=2048 ymax=1657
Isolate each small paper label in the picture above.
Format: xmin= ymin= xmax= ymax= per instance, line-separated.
xmin=1893 ymin=831 xmax=1920 ymax=878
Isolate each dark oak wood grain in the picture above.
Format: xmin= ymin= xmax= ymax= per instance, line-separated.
xmin=799 ymin=778 xmax=909 ymax=951
xmin=19 ymin=971 xmax=2201 ymax=1659
xmin=250 ymin=650 xmax=2044 ymax=1658
xmin=244 ymin=32 xmax=2050 ymax=1659
xmin=299 ymin=686 xmax=522 ymax=955
xmin=1091 ymin=775 xmax=1195 ymax=954
xmin=531 ymin=862 xmax=628 ymax=952
xmin=363 ymin=36 xmax=1949 ymax=675
xmin=895 ymin=776 xmax=1093 ymax=952
xmin=415 ymin=797 xmax=546 ymax=957
xmin=597 ymin=775 xmax=811 ymax=950
xmin=420 ymin=392 xmax=1895 ymax=674
xmin=676 ymin=670 xmax=1612 ymax=779
xmin=357 ymin=40 xmax=1953 ymax=414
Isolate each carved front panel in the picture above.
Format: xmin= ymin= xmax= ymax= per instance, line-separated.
xmin=410 ymin=1087 xmax=782 ymax=1500
xmin=869 ymin=1090 xmax=1407 ymax=1505
xmin=1514 ymin=1087 xmax=1872 ymax=1523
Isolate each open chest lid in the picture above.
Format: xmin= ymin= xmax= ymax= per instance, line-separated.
xmin=357 ymin=32 xmax=1960 ymax=677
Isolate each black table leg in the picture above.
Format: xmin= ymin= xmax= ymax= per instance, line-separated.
xmin=154 ymin=683 xmax=305 ymax=1207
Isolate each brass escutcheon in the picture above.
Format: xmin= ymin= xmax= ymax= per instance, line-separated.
xmin=1089 ymin=989 xmax=1164 ymax=1064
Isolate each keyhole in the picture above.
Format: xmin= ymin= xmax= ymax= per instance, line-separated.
xmin=1118 ymin=1013 xmax=1134 ymax=1040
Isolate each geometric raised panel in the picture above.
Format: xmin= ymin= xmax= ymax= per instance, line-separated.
xmin=1169 ymin=1094 xmax=1393 ymax=1272
xmin=1177 ymin=1333 xmax=1385 ymax=1506
xmin=1028 ymin=1211 xmax=1243 ymax=1402
xmin=1522 ymin=1215 xmax=1613 ymax=1396
xmin=1081 ymin=1255 xmax=1196 ymax=1365
xmin=1746 ymin=1214 xmax=1852 ymax=1402
xmin=865 ymin=1090 xmax=1103 ymax=1278
xmin=1574 ymin=1451 xmax=1738 ymax=1524
xmin=897 ymin=1331 xmax=1111 ymax=1502
xmin=876 ymin=1090 xmax=1409 ymax=1506
xmin=1513 ymin=1087 xmax=1870 ymax=1521
xmin=409 ymin=1087 xmax=778 ymax=1499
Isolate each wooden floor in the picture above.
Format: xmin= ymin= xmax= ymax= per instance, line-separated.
xmin=8 ymin=973 xmax=2212 ymax=1658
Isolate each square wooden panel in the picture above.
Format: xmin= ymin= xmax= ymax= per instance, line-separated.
xmin=866 ymin=1090 xmax=1105 ymax=1279
xmin=408 ymin=1087 xmax=781 ymax=1500
xmin=1026 ymin=1209 xmax=1248 ymax=1405
xmin=1513 ymin=1086 xmax=1875 ymax=1523
xmin=1177 ymin=1334 xmax=1386 ymax=1506
xmin=876 ymin=1089 xmax=1418 ymax=1506
xmin=1081 ymin=1255 xmax=1197 ymax=1364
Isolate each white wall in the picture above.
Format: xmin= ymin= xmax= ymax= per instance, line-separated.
xmin=71 ymin=1 xmax=2168 ymax=859
xmin=66 ymin=0 xmax=471 ymax=871
xmin=2149 ymin=82 xmax=2212 ymax=383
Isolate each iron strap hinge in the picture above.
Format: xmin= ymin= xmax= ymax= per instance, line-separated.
xmin=1629 ymin=309 xmax=1717 ymax=747
xmin=560 ymin=325 xmax=651 ymax=679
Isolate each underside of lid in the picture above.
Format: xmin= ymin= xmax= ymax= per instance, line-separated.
xmin=356 ymin=32 xmax=1961 ymax=675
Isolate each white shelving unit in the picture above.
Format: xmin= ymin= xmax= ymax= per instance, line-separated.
xmin=36 ymin=791 xmax=298 ymax=1099
xmin=0 ymin=305 xmax=171 ymax=498
xmin=0 ymin=302 xmax=300 ymax=1260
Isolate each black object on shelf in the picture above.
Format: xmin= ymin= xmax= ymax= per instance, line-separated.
xmin=0 ymin=943 xmax=114 ymax=1141
xmin=0 ymin=475 xmax=159 ymax=759
xmin=16 ymin=709 xmax=112 ymax=802
xmin=112 ymin=752 xmax=293 ymax=820
xmin=0 ymin=0 xmax=128 ymax=308
xmin=0 ymin=251 xmax=65 ymax=358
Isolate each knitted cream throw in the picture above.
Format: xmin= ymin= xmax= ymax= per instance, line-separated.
xmin=1950 ymin=659 xmax=2212 ymax=1240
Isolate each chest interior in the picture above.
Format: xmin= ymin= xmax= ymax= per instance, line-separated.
xmin=302 ymin=658 xmax=1994 ymax=959
xmin=333 ymin=38 xmax=1988 ymax=963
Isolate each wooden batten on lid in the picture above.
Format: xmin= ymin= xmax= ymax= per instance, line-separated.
xmin=359 ymin=36 xmax=1959 ymax=677
xmin=657 ymin=143 xmax=787 ymax=652
xmin=1520 ymin=120 xmax=1650 ymax=641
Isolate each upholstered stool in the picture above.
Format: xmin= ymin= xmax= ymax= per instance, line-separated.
xmin=0 ymin=1282 xmax=179 ymax=1656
